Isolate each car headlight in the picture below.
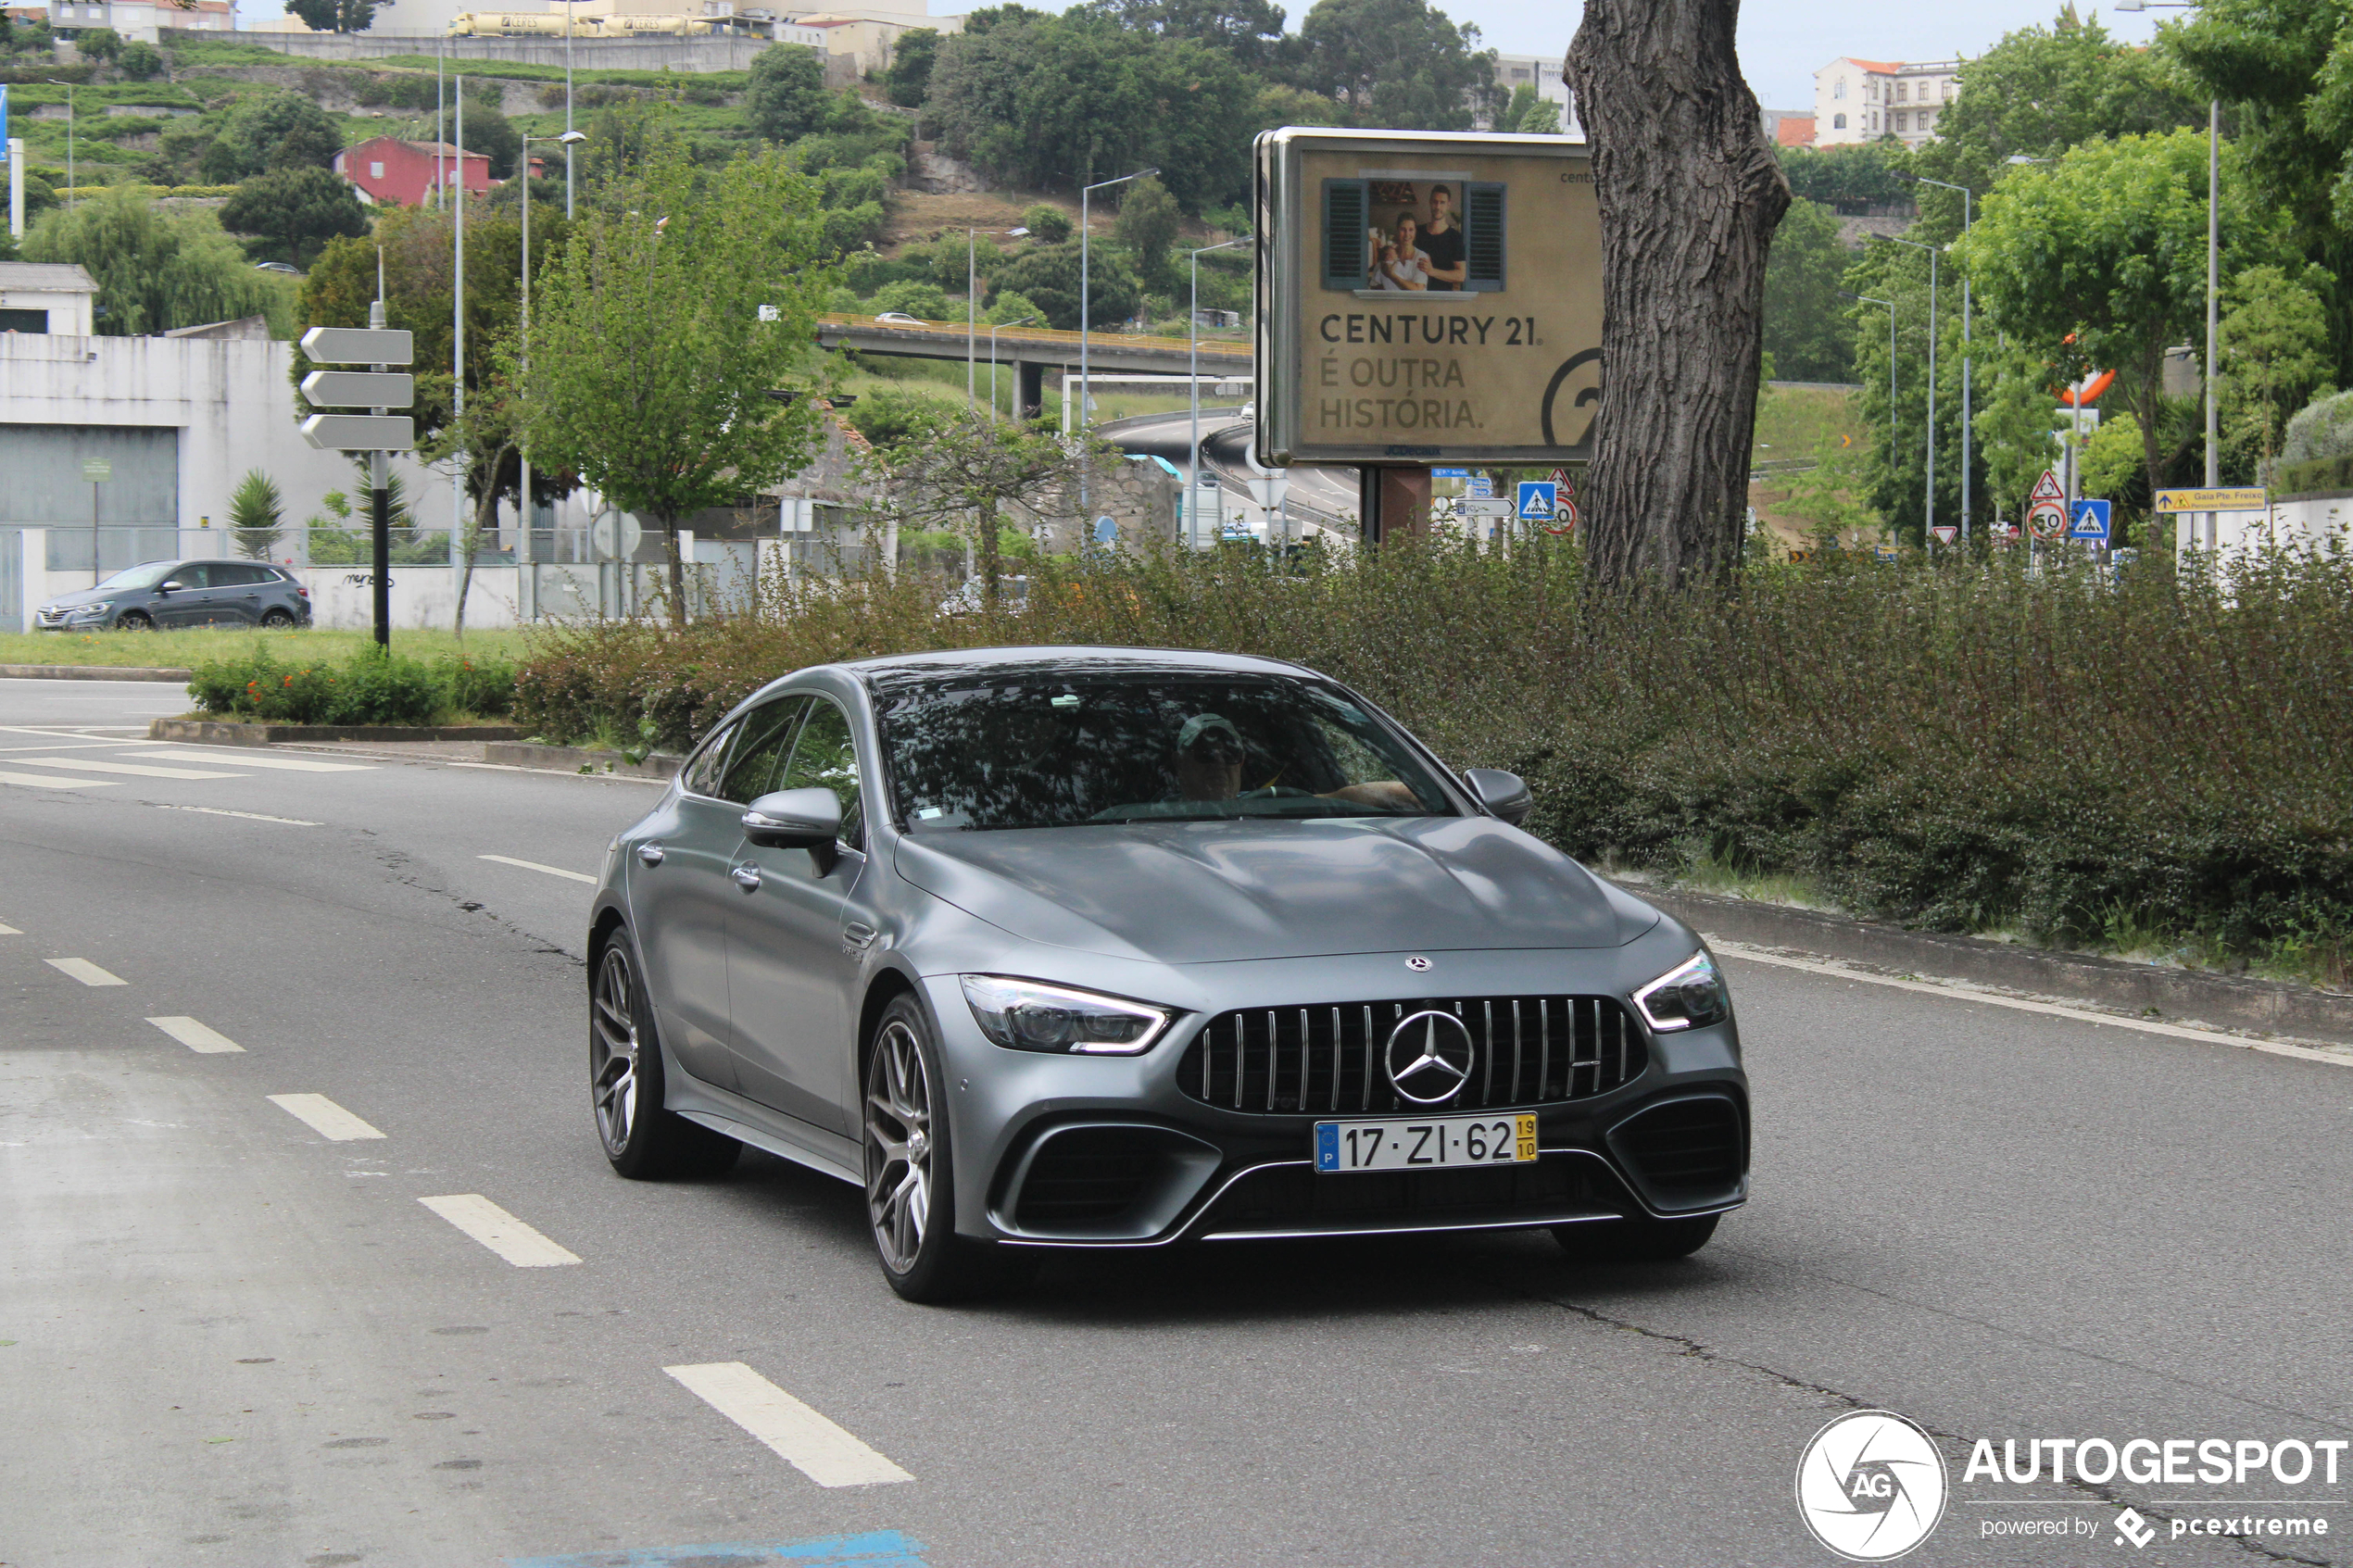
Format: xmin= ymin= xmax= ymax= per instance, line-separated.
xmin=68 ymin=602 xmax=110 ymax=617
xmin=960 ymin=974 xmax=1176 ymax=1055
xmin=1632 ymin=951 xmax=1730 ymax=1032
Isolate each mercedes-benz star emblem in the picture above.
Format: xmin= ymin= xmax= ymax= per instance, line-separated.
xmin=1384 ymin=1010 xmax=1476 ymax=1104
xmin=1404 ymin=956 xmax=1432 ymax=972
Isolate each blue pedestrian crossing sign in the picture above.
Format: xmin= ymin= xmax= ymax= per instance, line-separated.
xmin=2069 ymin=499 xmax=2112 ymax=543
xmin=1516 ymin=482 xmax=1559 ymax=523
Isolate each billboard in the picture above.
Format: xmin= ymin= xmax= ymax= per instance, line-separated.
xmin=1254 ymin=127 xmax=1601 ymax=468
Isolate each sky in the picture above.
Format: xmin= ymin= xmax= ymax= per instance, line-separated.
xmin=1456 ymin=1 xmax=2170 ymax=111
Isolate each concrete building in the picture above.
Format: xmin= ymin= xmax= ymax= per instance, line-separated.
xmin=1762 ymin=109 xmax=1816 ymax=148
xmin=47 ymin=0 xmax=230 ymax=42
xmin=788 ymin=2 xmax=960 ymax=75
xmin=333 ymin=137 xmax=490 ymax=207
xmin=0 ymin=262 xmax=97 ymax=337
xmin=1813 ymin=56 xmax=1961 ymax=147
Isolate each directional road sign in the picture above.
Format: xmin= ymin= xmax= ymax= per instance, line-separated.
xmin=300 ymin=413 xmax=415 ymax=452
xmin=2153 ymin=486 xmax=2267 ymax=513
xmin=1461 ymin=498 xmax=1515 ymax=520
xmin=2069 ymin=498 xmax=2112 ymax=543
xmin=2028 ymin=500 xmax=2070 ymax=543
xmin=299 ymin=325 xmax=414 ymax=366
xmin=301 ymin=370 xmax=414 ymax=408
xmin=1516 ymin=481 xmax=1559 ymax=524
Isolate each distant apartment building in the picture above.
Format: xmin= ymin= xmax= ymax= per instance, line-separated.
xmin=49 ymin=0 xmax=230 ymax=42
xmin=333 ymin=138 xmax=491 ymax=207
xmin=1813 ymin=56 xmax=1961 ymax=147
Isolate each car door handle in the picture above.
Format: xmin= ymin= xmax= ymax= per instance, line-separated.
xmin=732 ymin=864 xmax=762 ymax=891
xmin=843 ymin=921 xmax=878 ymax=953
xmin=636 ymin=842 xmax=664 ymax=866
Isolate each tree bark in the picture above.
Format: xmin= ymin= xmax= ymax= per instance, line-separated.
xmin=660 ymin=516 xmax=687 ymax=628
xmin=1564 ymin=0 xmax=1790 ymax=590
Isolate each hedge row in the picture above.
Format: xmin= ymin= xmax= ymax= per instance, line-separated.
xmin=512 ymin=543 xmax=2353 ymax=978
xmin=190 ymin=644 xmax=516 ymax=726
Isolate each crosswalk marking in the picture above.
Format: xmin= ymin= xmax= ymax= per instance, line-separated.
xmin=479 ymin=854 xmax=598 ymax=884
xmin=150 ymin=805 xmax=321 ymax=826
xmin=147 ymin=1016 xmax=245 ymax=1053
xmin=46 ymin=958 xmax=126 ymax=986
xmin=663 ymin=1363 xmax=914 ymax=1488
xmin=122 ymin=749 xmax=372 ymax=773
xmin=266 ymin=1093 xmax=385 ymax=1141
xmin=418 ymin=1194 xmax=583 ymax=1267
xmin=0 ymin=769 xmax=117 ymax=790
xmin=6 ymin=756 xmax=246 ymax=781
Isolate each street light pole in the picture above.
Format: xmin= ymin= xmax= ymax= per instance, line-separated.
xmin=566 ymin=0 xmax=576 ymax=220
xmin=1190 ymin=238 xmax=1245 ymax=551
xmin=515 ymin=131 xmax=585 ymax=621
xmin=1889 ymin=235 xmax=1939 ymax=553
xmin=1077 ymin=167 xmax=1157 ymax=516
xmin=1911 ymin=174 xmax=1974 ymax=542
xmin=989 ymin=315 xmax=1037 ymax=419
xmin=967 ymin=224 xmax=1028 ymax=408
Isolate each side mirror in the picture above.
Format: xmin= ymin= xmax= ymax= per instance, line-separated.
xmin=158 ymin=581 xmax=184 ymax=594
xmin=742 ymin=787 xmax=843 ymax=867
xmin=1463 ymin=768 xmax=1532 ymax=827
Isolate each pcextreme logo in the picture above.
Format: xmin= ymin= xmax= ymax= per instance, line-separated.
xmin=1795 ymin=1410 xmax=1951 ymax=1562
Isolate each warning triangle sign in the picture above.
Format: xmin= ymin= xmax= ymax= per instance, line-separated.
xmin=2030 ymin=470 xmax=2066 ymax=506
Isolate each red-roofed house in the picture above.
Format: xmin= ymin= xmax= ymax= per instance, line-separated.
xmin=333 ymin=139 xmax=490 ymax=208
xmin=1814 ymin=56 xmax=1962 ymax=147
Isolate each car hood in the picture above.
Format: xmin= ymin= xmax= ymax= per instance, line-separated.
xmin=893 ymin=816 xmax=1648 ymax=964
xmin=41 ymin=585 xmax=121 ymax=609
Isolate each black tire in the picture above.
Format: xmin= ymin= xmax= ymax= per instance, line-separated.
xmin=116 ymin=610 xmax=153 ymax=631
xmin=863 ymin=995 xmax=1026 ymax=1303
xmin=259 ymin=608 xmax=296 ymax=628
xmin=590 ymin=932 xmax=740 ymax=1180
xmin=1556 ymin=1211 xmax=1719 ymax=1262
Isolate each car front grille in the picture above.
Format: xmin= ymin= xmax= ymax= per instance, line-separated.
xmin=34 ymin=608 xmax=69 ymax=628
xmin=1176 ymin=995 xmax=1647 ymax=1116
xmin=1609 ymin=1096 xmax=1746 ymax=1207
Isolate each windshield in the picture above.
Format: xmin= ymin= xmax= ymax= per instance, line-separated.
xmin=94 ymin=561 xmax=178 ymax=592
xmin=878 ymin=671 xmax=1458 ymax=832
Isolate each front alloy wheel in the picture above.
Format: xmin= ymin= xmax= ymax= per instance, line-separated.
xmin=862 ymin=996 xmax=1028 ymax=1302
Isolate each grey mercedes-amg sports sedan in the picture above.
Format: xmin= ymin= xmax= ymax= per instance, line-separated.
xmin=586 ymin=646 xmax=1748 ymax=1301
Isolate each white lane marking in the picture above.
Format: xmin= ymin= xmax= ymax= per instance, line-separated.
xmin=149 ymin=804 xmax=321 ymax=826
xmin=662 ymin=1362 xmax=913 ymax=1487
xmin=0 ymin=738 xmax=144 ymax=753
xmin=120 ymin=749 xmax=372 ymax=773
xmin=478 ymin=854 xmax=598 ymax=884
xmin=1714 ymin=942 xmax=2353 ymax=1067
xmin=147 ymin=1016 xmax=245 ymax=1054
xmin=6 ymin=755 xmax=245 ymax=781
xmin=0 ymin=922 xmax=19 ymax=935
xmin=46 ymin=957 xmax=127 ymax=986
xmin=266 ymin=1093 xmax=386 ymax=1140
xmin=0 ymin=769 xmax=118 ymax=790
xmin=417 ymin=1194 xmax=584 ymax=1267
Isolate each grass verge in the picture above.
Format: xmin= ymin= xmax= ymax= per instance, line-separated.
xmin=0 ymin=627 xmax=535 ymax=669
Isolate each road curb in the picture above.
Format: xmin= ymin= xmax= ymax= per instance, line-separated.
xmin=148 ymin=718 xmax=525 ymax=744
xmin=0 ymin=664 xmax=193 ymax=683
xmin=482 ymin=740 xmax=683 ymax=779
xmin=1632 ymin=885 xmax=2353 ymax=1047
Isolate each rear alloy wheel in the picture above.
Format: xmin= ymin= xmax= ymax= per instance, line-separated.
xmin=260 ymin=608 xmax=296 ymax=628
xmin=590 ymin=935 xmax=739 ymax=1180
xmin=1557 ymin=1211 xmax=1719 ymax=1262
xmin=116 ymin=610 xmax=153 ymax=631
xmin=864 ymin=996 xmax=1026 ymax=1302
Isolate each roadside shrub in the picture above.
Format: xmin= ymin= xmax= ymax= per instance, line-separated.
xmin=512 ymin=540 xmax=2353 ymax=981
xmin=188 ymin=645 xmax=515 ymax=725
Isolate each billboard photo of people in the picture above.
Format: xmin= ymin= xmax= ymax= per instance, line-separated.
xmin=1362 ymin=180 xmax=1469 ymax=293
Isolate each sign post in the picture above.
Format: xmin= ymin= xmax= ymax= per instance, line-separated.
xmin=1255 ymin=128 xmax=1601 ymax=541
xmin=81 ymin=457 xmax=110 ymax=585
xmin=299 ymin=320 xmax=415 ymax=648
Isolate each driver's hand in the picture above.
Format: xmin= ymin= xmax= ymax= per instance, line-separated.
xmin=1322 ymin=781 xmax=1416 ymax=809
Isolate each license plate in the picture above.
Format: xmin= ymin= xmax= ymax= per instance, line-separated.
xmin=1314 ymin=1113 xmax=1538 ymax=1173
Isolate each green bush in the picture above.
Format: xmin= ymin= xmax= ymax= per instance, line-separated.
xmin=513 ymin=541 xmax=2353 ymax=981
xmin=189 ymin=644 xmax=515 ymax=725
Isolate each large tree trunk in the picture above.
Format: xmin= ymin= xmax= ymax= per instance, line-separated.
xmin=1564 ymin=0 xmax=1790 ymax=590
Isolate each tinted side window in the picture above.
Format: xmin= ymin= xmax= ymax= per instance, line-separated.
xmin=212 ymin=563 xmax=266 ymax=586
xmin=681 ymin=721 xmax=739 ymax=798
xmin=718 ymin=696 xmax=808 ymax=805
xmin=170 ymin=564 xmax=212 ymax=589
xmin=781 ymin=698 xmax=863 ymax=847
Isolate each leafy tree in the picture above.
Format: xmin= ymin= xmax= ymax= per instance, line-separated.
xmin=867 ymin=411 xmax=1098 ymax=609
xmin=1964 ymin=130 xmax=2287 ymax=502
xmin=983 ymin=287 xmax=1044 ymax=323
xmin=847 ymin=386 xmax=957 ymax=451
xmin=220 ymin=167 xmax=370 ymax=270
xmin=870 ymin=279 xmax=953 ymax=320
xmin=1496 ymin=83 xmax=1561 ymax=134
xmin=746 ymin=41 xmax=828 ymax=143
xmin=2220 ymin=263 xmax=2336 ymax=479
xmin=207 ymin=91 xmax=343 ymax=182
xmin=1021 ymin=204 xmax=1073 ymax=244
xmin=228 ymin=470 xmax=285 ymax=561
xmin=115 ymin=40 xmax=162 ymax=80
xmin=1253 ymin=82 xmax=1349 ymax=129
xmin=883 ymin=28 xmax=940 ymax=107
xmin=20 ymin=187 xmax=280 ymax=334
xmin=2079 ymin=409 xmax=2145 ymax=508
xmin=1293 ymin=0 xmax=1499 ymax=132
xmin=521 ymin=142 xmax=835 ymax=624
xmin=1114 ymin=173 xmax=1180 ymax=292
xmin=1775 ymin=143 xmax=1912 ymax=213
xmin=436 ymin=99 xmax=521 ymax=181
xmin=992 ymin=238 xmax=1139 ymax=329
xmin=283 ymin=0 xmax=378 ymax=33
xmin=1761 ymin=199 xmax=1852 ymax=383
xmin=1072 ymin=0 xmax=1286 ymax=63
xmin=76 ymin=26 xmax=121 ymax=62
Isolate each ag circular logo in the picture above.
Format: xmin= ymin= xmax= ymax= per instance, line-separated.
xmin=1794 ymin=1410 xmax=1948 ymax=1561
xmin=1383 ymin=1010 xmax=1475 ymax=1104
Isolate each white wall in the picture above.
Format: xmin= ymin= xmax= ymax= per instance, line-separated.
xmin=0 ymin=332 xmax=439 ymax=561
xmin=2171 ymin=495 xmax=2353 ymax=560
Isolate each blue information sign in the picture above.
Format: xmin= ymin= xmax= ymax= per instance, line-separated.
xmin=2069 ymin=499 xmax=2112 ymax=543
xmin=1516 ymin=481 xmax=1559 ymax=523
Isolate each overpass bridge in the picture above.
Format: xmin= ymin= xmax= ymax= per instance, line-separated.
xmin=813 ymin=314 xmax=1253 ymax=419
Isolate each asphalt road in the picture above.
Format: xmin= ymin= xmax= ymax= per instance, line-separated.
xmin=3 ymin=675 xmax=2347 ymax=1568
xmin=1098 ymin=411 xmax=1360 ymax=537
